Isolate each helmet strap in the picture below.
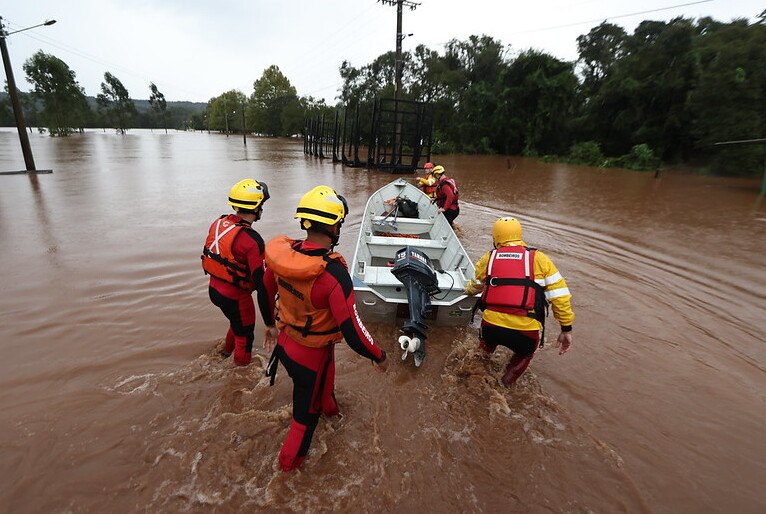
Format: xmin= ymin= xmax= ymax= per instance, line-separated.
xmin=302 ymin=220 xmax=341 ymax=250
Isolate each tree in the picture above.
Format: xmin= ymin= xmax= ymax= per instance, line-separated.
xmin=206 ymin=90 xmax=246 ymax=133
xmin=247 ymin=65 xmax=298 ymax=136
xmin=687 ymin=20 xmax=766 ymax=173
xmin=148 ymin=82 xmax=167 ymax=133
xmin=97 ymin=72 xmax=136 ymax=134
xmin=497 ymin=49 xmax=578 ymax=155
xmin=576 ymin=22 xmax=627 ymax=98
xmin=22 ymin=51 xmax=90 ymax=136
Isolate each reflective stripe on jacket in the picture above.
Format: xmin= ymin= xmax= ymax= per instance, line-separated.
xmin=265 ymin=235 xmax=346 ymax=347
xmin=466 ymin=240 xmax=574 ymax=331
xmin=418 ymin=174 xmax=437 ymax=198
xmin=201 ymin=215 xmax=254 ymax=289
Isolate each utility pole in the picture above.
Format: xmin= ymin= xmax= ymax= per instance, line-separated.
xmin=379 ymin=0 xmax=419 ymax=166
xmin=241 ymin=101 xmax=246 ymax=146
xmin=1 ymin=16 xmax=36 ymax=172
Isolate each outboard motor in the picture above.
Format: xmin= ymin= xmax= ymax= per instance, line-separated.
xmin=391 ymin=246 xmax=440 ymax=367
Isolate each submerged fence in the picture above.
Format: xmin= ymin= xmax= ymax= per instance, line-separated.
xmin=304 ymin=97 xmax=433 ymax=174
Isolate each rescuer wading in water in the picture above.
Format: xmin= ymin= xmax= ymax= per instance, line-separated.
xmin=201 ymin=179 xmax=276 ymax=366
xmin=465 ymin=217 xmax=574 ymax=385
xmin=263 ymin=185 xmax=388 ymax=472
xmin=432 ymin=165 xmax=460 ymax=227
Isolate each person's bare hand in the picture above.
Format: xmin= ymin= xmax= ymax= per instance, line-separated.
xmin=555 ymin=331 xmax=573 ymax=355
xmin=263 ymin=325 xmax=279 ymax=353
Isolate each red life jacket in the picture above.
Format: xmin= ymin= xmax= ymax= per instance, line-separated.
xmin=480 ymin=245 xmax=545 ymax=320
xmin=201 ymin=215 xmax=254 ymax=289
xmin=436 ymin=177 xmax=459 ymax=207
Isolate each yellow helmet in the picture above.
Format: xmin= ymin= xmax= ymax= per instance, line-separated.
xmin=492 ymin=217 xmax=523 ymax=247
xmin=228 ymin=178 xmax=270 ymax=210
xmin=295 ymin=185 xmax=348 ymax=228
xmin=432 ymin=165 xmax=445 ymax=176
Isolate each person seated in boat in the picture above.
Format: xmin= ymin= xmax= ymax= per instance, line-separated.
xmin=416 ymin=162 xmax=437 ymax=198
xmin=433 ymin=165 xmax=460 ymax=227
xmin=464 ymin=217 xmax=574 ymax=386
xmin=201 ymin=178 xmax=276 ymax=366
xmin=262 ymin=185 xmax=388 ymax=473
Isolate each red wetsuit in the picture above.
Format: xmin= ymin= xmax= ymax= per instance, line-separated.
xmin=263 ymin=240 xmax=386 ymax=472
xmin=436 ymin=177 xmax=460 ymax=226
xmin=205 ymin=214 xmax=274 ymax=365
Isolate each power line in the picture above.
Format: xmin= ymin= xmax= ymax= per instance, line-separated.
xmin=510 ymin=0 xmax=715 ymax=36
xmin=431 ymin=0 xmax=715 ymax=47
xmin=6 ymin=20 xmax=208 ymax=100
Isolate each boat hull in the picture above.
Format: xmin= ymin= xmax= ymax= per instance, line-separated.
xmin=351 ymin=178 xmax=477 ymax=326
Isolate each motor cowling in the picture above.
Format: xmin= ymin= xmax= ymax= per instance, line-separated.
xmin=391 ymin=246 xmax=440 ymax=367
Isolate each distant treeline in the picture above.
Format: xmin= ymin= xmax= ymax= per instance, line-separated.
xmin=339 ymin=15 xmax=766 ymax=176
xmin=3 ymin=14 xmax=764 ymax=175
xmin=0 ymin=91 xmax=206 ymax=131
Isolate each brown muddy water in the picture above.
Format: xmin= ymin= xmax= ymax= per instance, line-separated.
xmin=0 ymin=128 xmax=764 ymax=513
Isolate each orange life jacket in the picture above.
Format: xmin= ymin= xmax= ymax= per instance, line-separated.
xmin=481 ymin=245 xmax=545 ymax=320
xmin=201 ymin=215 xmax=254 ymax=289
xmin=264 ymin=235 xmax=347 ymax=348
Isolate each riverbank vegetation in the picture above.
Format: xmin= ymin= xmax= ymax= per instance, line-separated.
xmin=340 ymin=15 xmax=766 ymax=176
xmin=2 ymin=14 xmax=763 ymax=176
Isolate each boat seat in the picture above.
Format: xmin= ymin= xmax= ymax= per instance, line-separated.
xmin=371 ymin=216 xmax=434 ymax=225
xmin=360 ymin=266 xmax=465 ymax=289
xmin=365 ymin=235 xmax=448 ymax=260
xmin=371 ymin=216 xmax=435 ymax=236
xmin=366 ymin=234 xmax=447 ymax=249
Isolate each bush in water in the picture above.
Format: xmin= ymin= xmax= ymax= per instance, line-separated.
xmin=567 ymin=141 xmax=604 ymax=166
xmin=621 ymin=144 xmax=659 ymax=171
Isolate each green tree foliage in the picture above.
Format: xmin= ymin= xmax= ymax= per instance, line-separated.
xmin=336 ymin=16 xmax=763 ymax=175
xmin=97 ymin=72 xmax=136 ymax=134
xmin=687 ymin=19 xmax=766 ymax=174
xmin=247 ymin=65 xmax=298 ymax=136
xmin=148 ymin=82 xmax=168 ymax=133
xmin=22 ymin=51 xmax=90 ymax=136
xmin=497 ymin=49 xmax=578 ymax=156
xmin=567 ymin=141 xmax=605 ymax=166
xmin=206 ymin=90 xmax=246 ymax=133
xmin=576 ymin=23 xmax=627 ymax=98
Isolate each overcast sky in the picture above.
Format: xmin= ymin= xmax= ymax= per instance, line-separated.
xmin=2 ymin=0 xmax=762 ymax=104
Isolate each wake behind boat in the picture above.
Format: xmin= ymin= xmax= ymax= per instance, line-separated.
xmin=351 ymin=178 xmax=477 ymax=366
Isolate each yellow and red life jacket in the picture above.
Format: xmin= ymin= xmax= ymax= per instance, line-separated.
xmin=201 ymin=215 xmax=254 ymax=289
xmin=481 ymin=245 xmax=546 ymax=320
xmin=264 ymin=235 xmax=347 ymax=348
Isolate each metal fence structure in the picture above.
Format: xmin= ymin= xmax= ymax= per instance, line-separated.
xmin=304 ymin=97 xmax=433 ymax=174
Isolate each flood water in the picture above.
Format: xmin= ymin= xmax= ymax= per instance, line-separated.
xmin=0 ymin=128 xmax=764 ymax=513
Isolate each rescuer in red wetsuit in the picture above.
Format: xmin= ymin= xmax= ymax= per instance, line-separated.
xmin=263 ymin=185 xmax=388 ymax=472
xmin=201 ymin=178 xmax=275 ymax=366
xmin=433 ymin=165 xmax=460 ymax=226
